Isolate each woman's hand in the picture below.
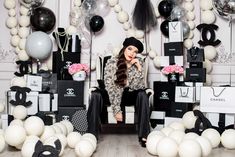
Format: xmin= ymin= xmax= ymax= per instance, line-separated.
xmin=131 ymin=58 xmax=142 ymax=71
xmin=114 ymin=112 xmax=123 ymax=122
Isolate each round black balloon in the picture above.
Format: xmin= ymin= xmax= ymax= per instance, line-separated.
xmin=89 ymin=15 xmax=104 ymax=32
xmin=30 ymin=7 xmax=56 ymax=33
xmin=160 ymin=20 xmax=170 ymax=37
xmin=158 ymin=0 xmax=174 ymax=18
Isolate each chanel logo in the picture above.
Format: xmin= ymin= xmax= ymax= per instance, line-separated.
xmin=32 ymin=140 xmax=61 ymax=157
xmin=197 ymin=24 xmax=221 ymax=46
xmin=62 ymin=115 xmax=70 ymax=120
xmin=160 ymin=91 xmax=169 ymax=100
xmin=66 ymin=88 xmax=74 ymax=95
xmin=9 ymin=86 xmax=32 ymax=107
xmin=64 ymin=61 xmax=72 ymax=69
xmin=14 ymin=60 xmax=32 ymax=77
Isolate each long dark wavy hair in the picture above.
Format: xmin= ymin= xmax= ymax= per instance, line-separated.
xmin=114 ymin=47 xmax=127 ymax=87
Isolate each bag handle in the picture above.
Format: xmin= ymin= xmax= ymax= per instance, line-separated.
xmin=180 ymin=87 xmax=189 ymax=97
xmin=211 ymin=87 xmax=226 ymax=97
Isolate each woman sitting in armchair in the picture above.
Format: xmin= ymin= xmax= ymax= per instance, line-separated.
xmin=87 ymin=37 xmax=150 ymax=147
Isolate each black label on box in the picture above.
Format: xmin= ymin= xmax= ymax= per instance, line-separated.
xmin=164 ymin=42 xmax=183 ymax=56
xmin=186 ymin=68 xmax=206 ymax=82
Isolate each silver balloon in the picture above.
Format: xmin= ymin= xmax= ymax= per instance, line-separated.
xmin=181 ymin=21 xmax=190 ymax=39
xmin=31 ymin=0 xmax=45 ymax=8
xmin=170 ymin=6 xmax=186 ymax=20
xmin=81 ymin=0 xmax=97 ymax=15
xmin=213 ymin=0 xmax=235 ymax=20
xmin=167 ymin=0 xmax=183 ymax=5
xmin=95 ymin=0 xmax=111 ymax=17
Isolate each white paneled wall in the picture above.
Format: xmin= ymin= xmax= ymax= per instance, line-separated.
xmin=1 ymin=0 xmax=235 ymax=106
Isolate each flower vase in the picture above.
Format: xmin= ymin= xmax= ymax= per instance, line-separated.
xmin=167 ymin=73 xmax=179 ymax=83
xmin=72 ymin=71 xmax=86 ymax=81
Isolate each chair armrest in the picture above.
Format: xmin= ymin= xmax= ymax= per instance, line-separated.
xmin=145 ymin=88 xmax=154 ymax=107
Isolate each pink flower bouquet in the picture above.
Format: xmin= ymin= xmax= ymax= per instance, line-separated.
xmin=161 ymin=64 xmax=184 ymax=75
xmin=68 ymin=63 xmax=90 ymax=75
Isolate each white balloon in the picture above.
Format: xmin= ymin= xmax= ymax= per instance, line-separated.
xmin=20 ymin=6 xmax=29 ymax=15
xmin=10 ymin=119 xmax=24 ymax=127
xmin=123 ymin=22 xmax=131 ymax=30
xmin=108 ymin=0 xmax=119 ymax=7
xmin=114 ymin=4 xmax=122 ymax=13
xmin=169 ymin=121 xmax=185 ymax=131
xmin=184 ymin=2 xmax=194 ymax=11
xmin=10 ymin=27 xmax=18 ymax=35
xmin=169 ymin=130 xmax=185 ymax=144
xmin=21 ymin=138 xmax=38 ymax=157
xmin=153 ymin=56 xmax=161 ymax=68
xmin=18 ymin=50 xmax=30 ymax=61
xmin=135 ymin=30 xmax=144 ymax=39
xmin=178 ymin=140 xmax=201 ymax=157
xmin=67 ymin=131 xmax=81 ymax=148
xmin=25 ymin=31 xmax=52 ymax=60
xmin=82 ymin=133 xmax=97 ymax=144
xmin=53 ymin=122 xmax=67 ymax=136
xmin=18 ymin=27 xmax=30 ymax=38
xmin=204 ymin=45 xmax=217 ymax=60
xmin=40 ymin=126 xmax=56 ymax=142
xmin=11 ymin=77 xmax=27 ymax=87
xmin=0 ymin=103 xmax=5 ymax=113
xmin=187 ymin=20 xmax=195 ymax=30
xmin=161 ymin=127 xmax=174 ymax=136
xmin=200 ymin=0 xmax=213 ymax=10
xmin=203 ymin=59 xmax=213 ymax=73
xmin=4 ymin=125 xmax=26 ymax=146
xmin=11 ymin=35 xmax=20 ymax=47
xmin=4 ymin=0 xmax=16 ymax=9
xmin=157 ymin=137 xmax=178 ymax=157
xmin=117 ymin=11 xmax=129 ymax=23
xmin=127 ymin=29 xmax=135 ymax=37
xmin=188 ymin=30 xmax=194 ymax=39
xmin=186 ymin=11 xmax=195 ymax=20
xmin=221 ymin=129 xmax=235 ymax=149
xmin=73 ymin=0 xmax=81 ymax=6
xmin=146 ymin=134 xmax=164 ymax=155
xmin=8 ymin=8 xmax=16 ymax=16
xmin=201 ymin=10 xmax=216 ymax=24
xmin=184 ymin=39 xmax=193 ymax=49
xmin=60 ymin=120 xmax=74 ymax=134
xmin=24 ymin=116 xmax=45 ymax=136
xmin=19 ymin=16 xmax=30 ymax=27
xmin=201 ymin=128 xmax=221 ymax=148
xmin=6 ymin=16 xmax=17 ymax=28
xmin=183 ymin=132 xmax=199 ymax=140
xmin=13 ymin=105 xmax=27 ymax=120
xmin=19 ymin=38 xmax=26 ymax=50
xmin=66 ymin=25 xmax=77 ymax=35
xmin=44 ymin=136 xmax=64 ymax=156
xmin=154 ymin=8 xmax=160 ymax=18
xmin=55 ymin=133 xmax=67 ymax=148
xmin=75 ymin=139 xmax=94 ymax=157
xmin=182 ymin=111 xmax=197 ymax=129
xmin=196 ymin=136 xmax=212 ymax=157
xmin=148 ymin=50 xmax=157 ymax=59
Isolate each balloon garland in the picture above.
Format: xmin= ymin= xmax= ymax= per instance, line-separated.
xmin=4 ymin=0 xmax=31 ymax=61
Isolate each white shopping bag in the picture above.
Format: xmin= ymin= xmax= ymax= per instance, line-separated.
xmin=175 ymin=86 xmax=195 ymax=103
xmin=200 ymin=87 xmax=235 ymax=113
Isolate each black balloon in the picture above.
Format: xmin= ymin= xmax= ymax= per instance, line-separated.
xmin=89 ymin=15 xmax=104 ymax=32
xmin=158 ymin=0 xmax=174 ymax=18
xmin=160 ymin=20 xmax=170 ymax=37
xmin=30 ymin=7 xmax=56 ymax=33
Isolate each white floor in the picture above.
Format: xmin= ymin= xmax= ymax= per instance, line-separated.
xmin=1 ymin=134 xmax=235 ymax=157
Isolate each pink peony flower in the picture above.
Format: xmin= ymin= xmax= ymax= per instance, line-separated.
xmin=68 ymin=63 xmax=90 ymax=75
xmin=161 ymin=64 xmax=184 ymax=75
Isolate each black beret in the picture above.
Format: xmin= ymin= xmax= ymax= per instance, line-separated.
xmin=123 ymin=37 xmax=144 ymax=53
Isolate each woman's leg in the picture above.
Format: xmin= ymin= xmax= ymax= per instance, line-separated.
xmin=135 ymin=90 xmax=151 ymax=140
xmin=87 ymin=91 xmax=103 ymax=139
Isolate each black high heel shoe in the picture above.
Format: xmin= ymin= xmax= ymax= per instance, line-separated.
xmin=138 ymin=137 xmax=146 ymax=147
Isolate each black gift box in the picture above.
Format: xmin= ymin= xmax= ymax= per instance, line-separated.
xmin=171 ymin=102 xmax=193 ymax=118
xmin=187 ymin=47 xmax=205 ymax=62
xmin=189 ymin=62 xmax=203 ymax=68
xmin=164 ymin=42 xmax=183 ymax=56
xmin=58 ymin=80 xmax=84 ymax=107
xmin=153 ymin=82 xmax=176 ymax=116
xmin=56 ymin=106 xmax=87 ymax=133
xmin=52 ymin=51 xmax=81 ymax=80
xmin=186 ymin=68 xmax=206 ymax=82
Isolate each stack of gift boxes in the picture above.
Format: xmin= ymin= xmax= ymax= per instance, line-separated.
xmin=151 ymin=21 xmax=206 ymax=130
xmin=2 ymin=27 xmax=87 ymax=133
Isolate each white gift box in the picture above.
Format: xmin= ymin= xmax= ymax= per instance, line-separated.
xmin=169 ymin=21 xmax=183 ymax=42
xmin=7 ymin=91 xmax=38 ymax=115
xmin=24 ymin=74 xmax=42 ymax=92
xmin=160 ymin=56 xmax=184 ymax=67
xmin=175 ymin=86 xmax=195 ymax=103
xmin=205 ymin=112 xmax=235 ymax=127
xmin=39 ymin=94 xmax=58 ymax=112
xmin=200 ymin=87 xmax=235 ymax=114
xmin=107 ymin=106 xmax=135 ymax=124
xmin=150 ymin=111 xmax=165 ymax=130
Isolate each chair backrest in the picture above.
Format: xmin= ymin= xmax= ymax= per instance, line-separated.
xmin=96 ymin=55 xmax=149 ymax=87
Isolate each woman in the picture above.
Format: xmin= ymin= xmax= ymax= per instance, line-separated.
xmin=87 ymin=37 xmax=150 ymax=147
